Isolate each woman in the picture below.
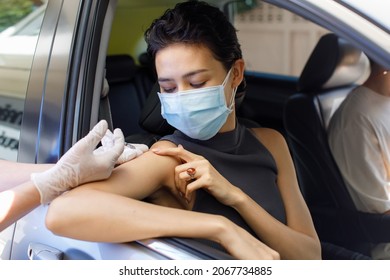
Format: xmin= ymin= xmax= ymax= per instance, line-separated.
xmin=46 ymin=1 xmax=321 ymax=260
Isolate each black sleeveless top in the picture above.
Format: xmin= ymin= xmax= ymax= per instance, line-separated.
xmin=161 ymin=122 xmax=286 ymax=247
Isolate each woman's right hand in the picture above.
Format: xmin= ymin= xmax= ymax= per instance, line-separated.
xmin=152 ymin=145 xmax=242 ymax=206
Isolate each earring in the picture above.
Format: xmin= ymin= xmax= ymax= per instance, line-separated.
xmin=384 ymin=71 xmax=388 ymax=75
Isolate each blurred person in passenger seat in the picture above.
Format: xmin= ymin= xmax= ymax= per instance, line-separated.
xmin=328 ymin=59 xmax=390 ymax=259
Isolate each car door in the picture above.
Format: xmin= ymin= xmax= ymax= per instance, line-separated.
xmin=6 ymin=0 xmax=166 ymax=260
xmin=0 ymin=1 xmax=47 ymax=260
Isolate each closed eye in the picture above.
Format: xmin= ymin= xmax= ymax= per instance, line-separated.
xmin=161 ymin=87 xmax=176 ymax=93
xmin=190 ymin=81 xmax=206 ymax=88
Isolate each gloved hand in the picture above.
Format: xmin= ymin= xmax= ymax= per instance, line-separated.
xmin=31 ymin=120 xmax=124 ymax=204
xmin=100 ymin=129 xmax=149 ymax=165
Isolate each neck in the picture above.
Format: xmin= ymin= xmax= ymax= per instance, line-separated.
xmin=363 ymin=72 xmax=390 ymax=97
xmin=219 ymin=110 xmax=236 ymax=133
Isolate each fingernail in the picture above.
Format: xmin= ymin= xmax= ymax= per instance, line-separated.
xmin=151 ymin=148 xmax=159 ymax=153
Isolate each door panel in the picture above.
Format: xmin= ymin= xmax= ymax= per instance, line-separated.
xmin=9 ymin=0 xmax=168 ymax=260
xmin=0 ymin=4 xmax=47 ymax=162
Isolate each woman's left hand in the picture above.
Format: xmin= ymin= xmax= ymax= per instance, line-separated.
xmin=152 ymin=145 xmax=241 ymax=206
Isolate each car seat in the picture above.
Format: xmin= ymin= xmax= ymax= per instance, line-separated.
xmin=283 ymin=33 xmax=390 ymax=257
xmin=105 ymin=54 xmax=155 ymax=137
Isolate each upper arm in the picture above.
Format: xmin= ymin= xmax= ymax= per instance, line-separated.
xmin=77 ymin=140 xmax=180 ymax=200
xmin=251 ymin=128 xmax=318 ymax=238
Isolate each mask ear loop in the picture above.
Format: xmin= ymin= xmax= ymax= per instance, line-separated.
xmin=222 ymin=68 xmax=237 ymax=111
xmin=227 ymin=86 xmax=237 ymax=111
xmin=222 ymin=68 xmax=233 ymax=87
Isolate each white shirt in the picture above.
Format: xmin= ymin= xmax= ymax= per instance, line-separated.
xmin=328 ymin=86 xmax=390 ymax=214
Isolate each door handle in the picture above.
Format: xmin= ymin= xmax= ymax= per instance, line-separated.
xmin=28 ymin=242 xmax=64 ymax=260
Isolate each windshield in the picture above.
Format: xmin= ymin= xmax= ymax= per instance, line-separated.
xmin=338 ymin=0 xmax=390 ymax=32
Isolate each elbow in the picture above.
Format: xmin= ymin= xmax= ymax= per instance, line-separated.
xmin=45 ymin=195 xmax=72 ymax=235
xmin=269 ymin=250 xmax=280 ymax=260
xmin=314 ymin=241 xmax=322 ymax=260
xmin=307 ymin=237 xmax=322 ymax=260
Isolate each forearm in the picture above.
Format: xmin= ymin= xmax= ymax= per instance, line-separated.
xmin=232 ymin=190 xmax=320 ymax=260
xmin=0 ymin=181 xmax=41 ymax=231
xmin=0 ymin=160 xmax=53 ymax=191
xmin=47 ymin=187 xmax=228 ymax=243
xmin=46 ymin=187 xmax=279 ymax=260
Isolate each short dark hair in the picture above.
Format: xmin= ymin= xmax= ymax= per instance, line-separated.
xmin=144 ymin=1 xmax=242 ymax=70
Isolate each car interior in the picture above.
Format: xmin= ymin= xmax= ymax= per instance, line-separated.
xmin=94 ymin=2 xmax=390 ymax=260
xmin=284 ymin=33 xmax=390 ymax=259
xmin=99 ymin=30 xmax=385 ymax=259
xmin=1 ymin=0 xmax=389 ymax=262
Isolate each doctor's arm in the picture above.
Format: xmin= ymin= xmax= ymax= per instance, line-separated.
xmin=0 ymin=120 xmax=133 ymax=231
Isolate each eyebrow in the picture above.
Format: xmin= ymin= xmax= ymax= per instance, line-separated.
xmin=158 ymin=69 xmax=209 ymax=83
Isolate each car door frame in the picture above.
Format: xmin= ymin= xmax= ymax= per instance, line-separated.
xmin=8 ymin=0 xmax=131 ymax=260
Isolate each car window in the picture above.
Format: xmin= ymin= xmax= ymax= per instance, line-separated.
xmin=339 ymin=0 xmax=390 ymax=32
xmin=234 ymin=1 xmax=328 ymax=77
xmin=0 ymin=1 xmax=46 ymax=161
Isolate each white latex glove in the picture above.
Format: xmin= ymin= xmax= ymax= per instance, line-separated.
xmin=101 ymin=129 xmax=149 ymax=165
xmin=31 ymin=120 xmax=124 ymax=204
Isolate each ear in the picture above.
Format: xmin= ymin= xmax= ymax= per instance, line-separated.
xmin=231 ymin=59 xmax=245 ymax=88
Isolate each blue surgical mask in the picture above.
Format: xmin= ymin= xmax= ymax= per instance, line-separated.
xmin=157 ymin=69 xmax=236 ymax=140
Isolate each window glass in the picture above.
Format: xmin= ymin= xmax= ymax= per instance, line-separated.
xmin=234 ymin=1 xmax=328 ymax=77
xmin=0 ymin=1 xmax=46 ymax=161
xmin=340 ymin=0 xmax=390 ymax=32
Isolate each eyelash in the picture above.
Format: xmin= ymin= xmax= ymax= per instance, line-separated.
xmin=162 ymin=82 xmax=207 ymax=93
xmin=191 ymin=81 xmax=206 ymax=88
xmin=162 ymin=88 xmax=175 ymax=93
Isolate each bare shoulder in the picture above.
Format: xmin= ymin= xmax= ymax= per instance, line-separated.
xmin=250 ymin=127 xmax=288 ymax=155
xmin=123 ymin=139 xmax=179 ymax=170
xmin=250 ymin=128 xmax=297 ymax=184
xmin=151 ymin=139 xmax=178 ymax=149
xmin=114 ymin=139 xmax=179 ymax=178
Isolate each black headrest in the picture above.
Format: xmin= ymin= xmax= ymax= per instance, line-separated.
xmin=139 ymin=79 xmax=247 ymax=136
xmin=298 ymin=33 xmax=369 ymax=93
xmin=138 ymin=52 xmax=154 ymax=69
xmin=105 ymin=55 xmax=137 ymax=84
xmin=139 ymin=83 xmax=175 ymax=135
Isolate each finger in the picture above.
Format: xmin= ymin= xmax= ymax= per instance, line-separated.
xmin=117 ymin=148 xmax=137 ymax=164
xmin=177 ymin=167 xmax=199 ymax=203
xmin=72 ymin=120 xmax=108 ymax=155
xmin=131 ymin=143 xmax=149 ymax=153
xmin=175 ymin=161 xmax=200 ymax=177
xmin=184 ymin=180 xmax=198 ymax=202
xmin=84 ymin=120 xmax=109 ymax=148
xmin=101 ymin=129 xmax=114 ymax=148
xmin=175 ymin=170 xmax=187 ymax=197
xmin=109 ymin=128 xmax=125 ymax=159
xmin=152 ymin=145 xmax=199 ymax=163
xmin=124 ymin=143 xmax=149 ymax=157
xmin=178 ymin=167 xmax=197 ymax=182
